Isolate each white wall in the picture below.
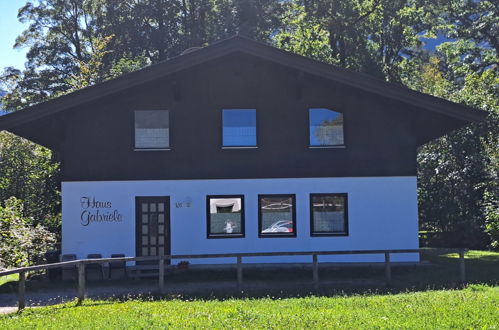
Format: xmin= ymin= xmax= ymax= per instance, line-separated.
xmin=62 ymin=177 xmax=419 ymax=263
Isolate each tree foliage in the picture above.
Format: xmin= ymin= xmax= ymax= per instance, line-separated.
xmin=275 ymin=0 xmax=433 ymax=81
xmin=0 ymin=197 xmax=56 ymax=269
xmin=0 ymin=132 xmax=60 ymax=226
xmin=409 ymin=54 xmax=498 ymax=248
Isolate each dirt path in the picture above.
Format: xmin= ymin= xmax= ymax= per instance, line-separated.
xmin=0 ymin=278 xmax=386 ymax=314
xmin=0 ymin=307 xmax=17 ymax=314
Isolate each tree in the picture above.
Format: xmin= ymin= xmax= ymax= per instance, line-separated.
xmin=410 ymin=0 xmax=498 ymax=248
xmin=408 ymin=54 xmax=498 ymax=248
xmin=423 ymin=0 xmax=498 ymax=57
xmin=274 ymin=3 xmax=336 ymax=64
xmin=275 ymin=0 xmax=432 ymax=81
xmin=0 ymin=132 xmax=60 ymax=227
xmin=3 ymin=0 xmax=99 ymax=110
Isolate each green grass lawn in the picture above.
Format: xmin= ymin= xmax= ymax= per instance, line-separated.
xmin=443 ymin=249 xmax=498 ymax=260
xmin=0 ymin=250 xmax=498 ymax=328
xmin=1 ymin=285 xmax=497 ymax=329
xmin=0 ymin=274 xmax=18 ymax=287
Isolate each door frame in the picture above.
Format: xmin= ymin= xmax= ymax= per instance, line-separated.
xmin=135 ymin=196 xmax=171 ymax=263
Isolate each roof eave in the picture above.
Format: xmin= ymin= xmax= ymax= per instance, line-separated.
xmin=0 ymin=36 xmax=488 ymax=131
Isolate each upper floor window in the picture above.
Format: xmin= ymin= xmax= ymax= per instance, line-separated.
xmin=309 ymin=108 xmax=344 ymax=147
xmin=207 ymin=195 xmax=245 ymax=238
xmin=222 ymin=109 xmax=257 ymax=147
xmin=135 ymin=110 xmax=170 ymax=150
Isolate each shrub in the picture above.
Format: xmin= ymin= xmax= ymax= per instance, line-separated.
xmin=484 ymin=191 xmax=499 ymax=250
xmin=0 ymin=197 xmax=56 ymax=268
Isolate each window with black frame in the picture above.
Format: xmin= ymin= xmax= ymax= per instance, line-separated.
xmin=310 ymin=194 xmax=348 ymax=236
xmin=258 ymin=195 xmax=296 ymax=237
xmin=206 ymin=195 xmax=245 ymax=238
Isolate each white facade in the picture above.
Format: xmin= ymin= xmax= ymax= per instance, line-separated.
xmin=62 ymin=176 xmax=419 ymax=264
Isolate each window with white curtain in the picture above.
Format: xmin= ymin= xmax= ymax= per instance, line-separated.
xmin=134 ymin=110 xmax=169 ymax=149
xmin=207 ymin=195 xmax=245 ymax=238
xmin=310 ymin=193 xmax=348 ymax=236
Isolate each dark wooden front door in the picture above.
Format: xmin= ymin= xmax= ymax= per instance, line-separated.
xmin=136 ymin=197 xmax=170 ymax=263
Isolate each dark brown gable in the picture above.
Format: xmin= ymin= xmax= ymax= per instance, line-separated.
xmin=50 ymin=53 xmax=464 ymax=181
xmin=0 ymin=36 xmax=487 ymax=181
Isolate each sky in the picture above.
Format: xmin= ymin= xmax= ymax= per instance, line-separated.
xmin=0 ymin=1 xmax=29 ymax=70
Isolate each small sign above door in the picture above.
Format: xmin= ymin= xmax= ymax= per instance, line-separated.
xmin=175 ymin=197 xmax=193 ymax=208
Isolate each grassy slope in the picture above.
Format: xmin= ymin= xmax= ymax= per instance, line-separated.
xmin=1 ymin=285 xmax=498 ymax=329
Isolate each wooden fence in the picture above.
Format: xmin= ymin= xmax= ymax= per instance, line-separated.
xmin=0 ymin=248 xmax=467 ymax=311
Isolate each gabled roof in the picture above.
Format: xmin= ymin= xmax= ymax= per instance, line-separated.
xmin=0 ymin=35 xmax=487 ymax=130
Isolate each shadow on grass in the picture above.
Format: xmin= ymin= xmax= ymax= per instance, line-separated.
xmin=1 ymin=250 xmax=498 ymax=307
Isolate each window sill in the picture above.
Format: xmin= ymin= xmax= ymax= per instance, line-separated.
xmin=207 ymin=234 xmax=245 ymax=239
xmin=258 ymin=234 xmax=297 ymax=238
xmin=221 ymin=146 xmax=258 ymax=150
xmin=310 ymin=233 xmax=348 ymax=237
xmin=134 ymin=148 xmax=171 ymax=152
xmin=308 ymin=145 xmax=346 ymax=149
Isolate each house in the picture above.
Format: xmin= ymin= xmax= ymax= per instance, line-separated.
xmin=0 ymin=36 xmax=487 ymax=264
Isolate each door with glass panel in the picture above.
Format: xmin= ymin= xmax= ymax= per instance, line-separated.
xmin=135 ymin=197 xmax=170 ymax=263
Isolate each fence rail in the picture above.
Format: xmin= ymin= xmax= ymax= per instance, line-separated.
xmin=0 ymin=248 xmax=467 ymax=311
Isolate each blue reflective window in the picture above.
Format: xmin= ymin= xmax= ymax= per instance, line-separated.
xmin=309 ymin=108 xmax=344 ymax=146
xmin=222 ymin=109 xmax=257 ymax=147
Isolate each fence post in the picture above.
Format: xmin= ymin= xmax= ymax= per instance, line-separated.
xmin=384 ymin=252 xmax=391 ymax=286
xmin=458 ymin=249 xmax=466 ymax=284
xmin=18 ymin=271 xmax=26 ymax=311
xmin=236 ymin=256 xmax=243 ymax=289
xmin=312 ymin=254 xmax=319 ymax=289
xmin=77 ymin=262 xmax=86 ymax=305
xmin=159 ymin=257 xmax=165 ymax=294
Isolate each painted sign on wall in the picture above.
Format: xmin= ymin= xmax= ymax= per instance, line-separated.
xmin=80 ymin=196 xmax=123 ymax=226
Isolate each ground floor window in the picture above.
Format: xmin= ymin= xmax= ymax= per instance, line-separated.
xmin=310 ymin=193 xmax=348 ymax=236
xmin=206 ymin=195 xmax=245 ymax=238
xmin=258 ymin=194 xmax=296 ymax=237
